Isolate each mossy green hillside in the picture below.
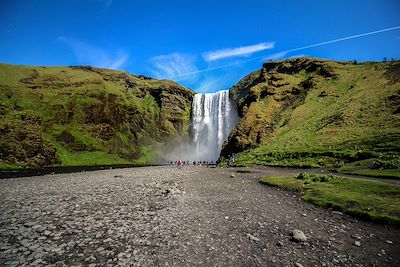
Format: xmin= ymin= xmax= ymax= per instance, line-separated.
xmin=221 ymin=58 xmax=400 ymax=175
xmin=0 ymin=64 xmax=194 ymax=168
xmin=260 ymin=172 xmax=400 ymax=225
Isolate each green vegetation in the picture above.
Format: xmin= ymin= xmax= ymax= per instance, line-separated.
xmin=0 ymin=64 xmax=194 ymax=168
xmin=236 ymin=167 xmax=252 ymax=173
xmin=352 ymin=169 xmax=400 ymax=178
xmin=221 ymin=58 xmax=400 ymax=178
xmin=260 ymin=172 xmax=400 ymax=225
xmin=336 ymin=158 xmax=400 ymax=179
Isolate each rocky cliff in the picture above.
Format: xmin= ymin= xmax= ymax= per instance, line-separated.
xmin=221 ymin=58 xmax=400 ymax=171
xmin=0 ymin=64 xmax=194 ymax=168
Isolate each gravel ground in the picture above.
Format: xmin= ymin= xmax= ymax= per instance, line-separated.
xmin=0 ymin=165 xmax=399 ymax=266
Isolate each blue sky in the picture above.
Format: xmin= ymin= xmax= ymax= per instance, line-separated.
xmin=1 ymin=0 xmax=399 ymax=93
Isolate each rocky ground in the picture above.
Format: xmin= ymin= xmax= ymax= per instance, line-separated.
xmin=0 ymin=166 xmax=399 ymax=266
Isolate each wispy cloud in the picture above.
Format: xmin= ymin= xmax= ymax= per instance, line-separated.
xmin=262 ymin=51 xmax=288 ymax=61
xmin=58 ymin=36 xmax=129 ymax=70
xmin=149 ymin=53 xmax=198 ymax=82
xmin=203 ymin=42 xmax=274 ymax=62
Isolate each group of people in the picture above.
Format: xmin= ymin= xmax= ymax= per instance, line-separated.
xmin=168 ymin=160 xmax=216 ymax=166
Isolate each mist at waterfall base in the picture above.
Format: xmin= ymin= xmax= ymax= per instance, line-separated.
xmin=164 ymin=90 xmax=239 ymax=163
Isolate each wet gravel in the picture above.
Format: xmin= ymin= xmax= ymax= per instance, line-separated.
xmin=1 ymin=166 xmax=399 ymax=266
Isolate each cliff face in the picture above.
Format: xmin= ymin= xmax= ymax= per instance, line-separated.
xmin=221 ymin=58 xmax=400 ymax=168
xmin=0 ymin=64 xmax=194 ymax=168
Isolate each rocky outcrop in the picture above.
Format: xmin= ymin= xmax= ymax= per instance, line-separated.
xmin=0 ymin=64 xmax=194 ymax=168
xmin=221 ymin=57 xmax=400 ymax=166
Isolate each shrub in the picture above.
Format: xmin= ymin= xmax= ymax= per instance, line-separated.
xmin=373 ymin=158 xmax=400 ymax=169
xmin=296 ymin=171 xmax=311 ymax=180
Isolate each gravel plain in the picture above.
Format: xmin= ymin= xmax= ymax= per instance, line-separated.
xmin=1 ymin=165 xmax=399 ymax=266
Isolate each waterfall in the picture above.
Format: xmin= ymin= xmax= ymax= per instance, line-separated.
xmin=190 ymin=90 xmax=239 ymax=161
xmin=164 ymin=90 xmax=239 ymax=163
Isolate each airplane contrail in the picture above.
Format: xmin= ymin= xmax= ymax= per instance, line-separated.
xmin=164 ymin=25 xmax=400 ymax=79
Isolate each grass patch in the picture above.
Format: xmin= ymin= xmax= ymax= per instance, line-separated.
xmin=336 ymin=158 xmax=400 ymax=179
xmin=260 ymin=172 xmax=400 ymax=225
xmin=260 ymin=175 xmax=305 ymax=191
xmin=352 ymin=169 xmax=400 ymax=179
xmin=0 ymin=161 xmax=23 ymax=169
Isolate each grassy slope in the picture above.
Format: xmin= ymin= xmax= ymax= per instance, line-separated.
xmin=260 ymin=172 xmax=400 ymax=225
xmin=0 ymin=64 xmax=194 ymax=168
xmin=221 ymin=58 xmax=400 ymax=176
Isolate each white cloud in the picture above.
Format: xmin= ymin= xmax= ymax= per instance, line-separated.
xmin=203 ymin=42 xmax=274 ymax=62
xmin=262 ymin=51 xmax=288 ymax=61
xmin=149 ymin=53 xmax=198 ymax=82
xmin=58 ymin=36 xmax=129 ymax=70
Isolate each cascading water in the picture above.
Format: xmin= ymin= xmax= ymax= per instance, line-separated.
xmin=190 ymin=90 xmax=239 ymax=161
xmin=164 ymin=90 xmax=239 ymax=163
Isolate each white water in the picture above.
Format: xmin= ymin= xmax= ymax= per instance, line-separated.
xmin=190 ymin=90 xmax=239 ymax=161
xmin=163 ymin=90 xmax=239 ymax=162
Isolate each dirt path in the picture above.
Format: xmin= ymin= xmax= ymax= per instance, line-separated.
xmin=0 ymin=166 xmax=399 ymax=266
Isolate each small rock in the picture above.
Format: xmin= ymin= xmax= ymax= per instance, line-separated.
xmin=386 ymin=240 xmax=393 ymax=244
xmin=230 ymin=173 xmax=236 ymax=178
xmin=351 ymin=234 xmax=361 ymax=240
xmin=224 ymin=216 xmax=229 ymax=220
xmin=301 ymin=213 xmax=307 ymax=217
xmin=332 ymin=211 xmax=343 ymax=215
xmin=85 ymin=255 xmax=96 ymax=262
xmin=51 ymin=247 xmax=62 ymax=253
xmin=290 ymin=229 xmax=307 ymax=242
xmin=32 ymin=259 xmax=43 ymax=265
xmin=34 ymin=252 xmax=44 ymax=259
xmin=54 ymin=261 xmax=67 ymax=267
xmin=117 ymin=252 xmax=125 ymax=258
xmin=43 ymin=230 xmax=51 ymax=236
xmin=295 ymin=263 xmax=304 ymax=267
xmin=353 ymin=241 xmax=361 ymax=247
xmin=246 ymin=233 xmax=260 ymax=242
xmin=276 ymin=241 xmax=283 ymax=247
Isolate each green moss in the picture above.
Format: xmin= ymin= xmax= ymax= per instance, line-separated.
xmin=260 ymin=173 xmax=400 ymax=225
